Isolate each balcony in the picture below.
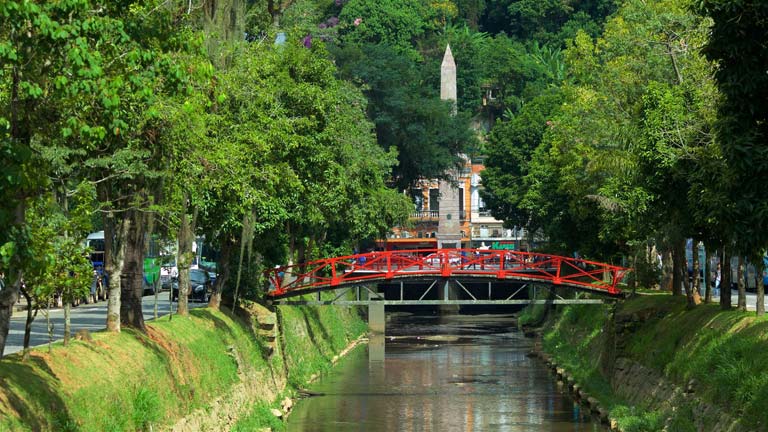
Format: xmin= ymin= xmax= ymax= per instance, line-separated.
xmin=471 ymin=227 xmax=525 ymax=240
xmin=410 ymin=210 xmax=439 ymax=220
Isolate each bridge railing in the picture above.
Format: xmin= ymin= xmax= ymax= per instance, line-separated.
xmin=265 ymin=249 xmax=630 ymax=298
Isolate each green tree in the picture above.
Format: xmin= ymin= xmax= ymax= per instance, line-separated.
xmin=338 ymin=0 xmax=433 ymax=59
xmin=0 ymin=0 xmax=118 ymax=354
xmin=333 ymin=42 xmax=474 ymax=189
xmin=481 ymin=88 xmax=563 ymax=229
xmin=698 ymin=0 xmax=768 ymax=314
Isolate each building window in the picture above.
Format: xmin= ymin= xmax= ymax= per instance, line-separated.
xmin=429 ymin=188 xmax=439 ymax=212
xmin=411 ymin=188 xmax=424 ymax=211
xmin=458 ymin=187 xmax=464 ymax=219
xmin=478 ymin=195 xmax=490 ymax=216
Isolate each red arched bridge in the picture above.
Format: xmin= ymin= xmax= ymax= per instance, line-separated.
xmin=265 ymin=249 xmax=629 ymax=305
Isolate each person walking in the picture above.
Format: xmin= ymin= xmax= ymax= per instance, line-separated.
xmin=712 ymin=263 xmax=721 ymax=297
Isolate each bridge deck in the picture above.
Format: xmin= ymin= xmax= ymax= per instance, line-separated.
xmin=266 ymin=249 xmax=630 ymax=300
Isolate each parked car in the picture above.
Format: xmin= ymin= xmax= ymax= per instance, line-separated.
xmin=172 ymin=269 xmax=212 ymax=302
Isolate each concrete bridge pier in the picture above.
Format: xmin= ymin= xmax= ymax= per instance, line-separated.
xmin=368 ymin=300 xmax=385 ymax=334
xmin=439 ymin=279 xmax=460 ymax=315
xmin=368 ymin=332 xmax=385 ymax=363
xmin=368 ymin=300 xmax=386 ymax=363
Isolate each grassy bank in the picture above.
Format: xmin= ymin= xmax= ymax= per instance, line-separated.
xmin=0 ymin=299 xmax=367 ymax=431
xmin=231 ymin=301 xmax=368 ymax=431
xmin=539 ymin=294 xmax=768 ymax=432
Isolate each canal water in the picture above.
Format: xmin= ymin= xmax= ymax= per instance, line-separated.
xmin=287 ymin=313 xmax=607 ymax=431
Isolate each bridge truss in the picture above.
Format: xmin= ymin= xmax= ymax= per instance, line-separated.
xmin=266 ymin=249 xmax=629 ymax=304
xmin=274 ymin=280 xmax=607 ymax=306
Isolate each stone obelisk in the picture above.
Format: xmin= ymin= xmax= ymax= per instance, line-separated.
xmin=436 ymin=44 xmax=462 ymax=250
xmin=440 ymin=44 xmax=457 ymax=108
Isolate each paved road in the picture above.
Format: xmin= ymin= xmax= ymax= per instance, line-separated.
xmin=726 ymin=288 xmax=768 ymax=311
xmin=3 ymin=291 xmax=205 ymax=356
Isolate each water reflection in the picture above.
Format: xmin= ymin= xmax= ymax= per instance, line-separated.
xmin=287 ymin=314 xmax=607 ymax=431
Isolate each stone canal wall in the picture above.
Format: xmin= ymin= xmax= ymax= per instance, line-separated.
xmin=532 ymin=295 xmax=760 ymax=432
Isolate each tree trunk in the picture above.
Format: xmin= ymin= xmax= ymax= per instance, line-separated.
xmin=62 ymin=190 xmax=72 ymax=346
xmin=232 ymin=222 xmax=248 ymax=310
xmin=153 ymin=276 xmax=160 ymax=320
xmin=120 ymin=208 xmax=147 ymax=330
xmin=105 ymin=213 xmax=126 ymax=332
xmin=0 ymin=202 xmax=26 ymax=357
xmin=287 ymin=221 xmax=295 ymax=266
xmin=144 ymin=197 xmax=159 ymax=321
xmin=756 ymin=259 xmax=765 ymax=316
xmin=660 ymin=247 xmax=673 ymax=291
xmin=208 ymin=236 xmax=234 ymax=310
xmin=63 ymin=302 xmax=71 ymax=346
xmin=737 ymin=256 xmax=746 ymax=311
xmin=671 ymin=240 xmax=683 ymax=297
xmin=20 ymin=284 xmax=36 ymax=361
xmin=176 ymin=200 xmax=197 ymax=316
xmin=689 ymin=240 xmax=702 ymax=306
xmin=44 ymin=302 xmax=53 ymax=354
xmin=721 ymin=247 xmax=732 ymax=310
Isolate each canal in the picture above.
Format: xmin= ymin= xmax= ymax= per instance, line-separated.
xmin=287 ymin=313 xmax=607 ymax=431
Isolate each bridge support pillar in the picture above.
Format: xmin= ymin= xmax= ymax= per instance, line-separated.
xmin=369 ymin=333 xmax=385 ymax=363
xmin=439 ymin=279 xmax=460 ymax=315
xmin=368 ymin=300 xmax=385 ymax=335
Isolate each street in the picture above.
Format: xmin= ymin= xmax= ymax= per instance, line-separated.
xmin=3 ymin=291 xmax=205 ymax=356
xmin=727 ymin=288 xmax=768 ymax=311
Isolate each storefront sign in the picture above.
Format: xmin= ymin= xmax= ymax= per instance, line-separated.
xmin=490 ymin=241 xmax=515 ymax=250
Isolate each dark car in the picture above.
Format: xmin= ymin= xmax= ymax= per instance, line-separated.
xmin=172 ymin=269 xmax=212 ymax=302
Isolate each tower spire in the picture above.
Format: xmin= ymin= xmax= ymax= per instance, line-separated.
xmin=440 ymin=44 xmax=457 ymax=108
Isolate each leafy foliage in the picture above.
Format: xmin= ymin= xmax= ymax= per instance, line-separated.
xmin=332 ymin=42 xmax=474 ymax=189
xmin=698 ymin=0 xmax=768 ymax=256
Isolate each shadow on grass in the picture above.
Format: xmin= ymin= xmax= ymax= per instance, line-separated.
xmin=192 ymin=308 xmax=239 ymax=342
xmin=120 ymin=327 xmax=188 ymax=404
xmin=300 ymin=308 xmax=331 ymax=363
xmin=0 ymin=355 xmax=77 ymax=431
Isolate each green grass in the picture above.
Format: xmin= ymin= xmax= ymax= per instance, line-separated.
xmin=0 ymin=308 xmax=275 ymax=431
xmin=622 ymin=298 xmax=768 ymax=429
xmin=232 ymin=291 xmax=368 ymax=430
xmin=0 ymin=299 xmax=368 ymax=432
xmin=277 ymin=291 xmax=367 ymax=388
xmin=540 ymin=303 xmax=681 ymax=431
xmin=541 ymin=304 xmax=615 ymax=400
xmin=518 ymin=302 xmax=548 ymax=327
xmin=539 ymin=295 xmax=768 ymax=431
xmin=230 ymin=401 xmax=286 ymax=432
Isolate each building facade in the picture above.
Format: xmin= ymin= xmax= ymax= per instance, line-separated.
xmin=380 ymin=159 xmax=526 ymax=251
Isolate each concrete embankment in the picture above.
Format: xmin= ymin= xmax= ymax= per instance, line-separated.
xmin=0 ymin=297 xmax=367 ymax=431
xmin=527 ymin=294 xmax=767 ymax=432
